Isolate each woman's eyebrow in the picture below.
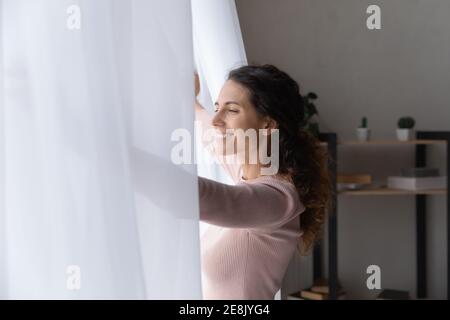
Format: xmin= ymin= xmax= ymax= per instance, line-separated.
xmin=214 ymin=101 xmax=241 ymax=106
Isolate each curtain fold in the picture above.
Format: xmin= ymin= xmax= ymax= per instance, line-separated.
xmin=192 ymin=0 xmax=247 ymax=102
xmin=0 ymin=0 xmax=201 ymax=299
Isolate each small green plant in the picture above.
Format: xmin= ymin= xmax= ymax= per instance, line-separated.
xmin=302 ymin=92 xmax=320 ymax=137
xmin=397 ymin=116 xmax=415 ymax=129
xmin=359 ymin=117 xmax=368 ymax=128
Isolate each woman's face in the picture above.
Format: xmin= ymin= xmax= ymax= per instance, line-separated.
xmin=212 ymin=80 xmax=271 ymax=158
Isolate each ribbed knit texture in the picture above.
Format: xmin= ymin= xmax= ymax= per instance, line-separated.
xmin=196 ymin=107 xmax=305 ymax=300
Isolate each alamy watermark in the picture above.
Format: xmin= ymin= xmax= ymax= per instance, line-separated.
xmin=171 ymin=121 xmax=280 ymax=176
xmin=66 ymin=265 xmax=81 ymax=290
xmin=66 ymin=5 xmax=81 ymax=30
xmin=366 ymin=265 xmax=381 ymax=290
xmin=366 ymin=5 xmax=381 ymax=30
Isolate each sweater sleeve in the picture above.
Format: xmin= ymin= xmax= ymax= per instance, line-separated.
xmin=198 ymin=176 xmax=305 ymax=230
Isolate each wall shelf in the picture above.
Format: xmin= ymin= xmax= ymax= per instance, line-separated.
xmin=339 ymin=188 xmax=447 ymax=196
xmin=316 ymin=131 xmax=450 ymax=300
xmin=338 ymin=139 xmax=447 ymax=146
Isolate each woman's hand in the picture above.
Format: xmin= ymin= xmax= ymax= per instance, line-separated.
xmin=194 ymin=72 xmax=200 ymax=98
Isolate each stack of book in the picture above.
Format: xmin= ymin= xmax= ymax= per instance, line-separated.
xmin=288 ymin=279 xmax=346 ymax=300
xmin=388 ymin=167 xmax=446 ymax=190
xmin=337 ymin=174 xmax=372 ymax=191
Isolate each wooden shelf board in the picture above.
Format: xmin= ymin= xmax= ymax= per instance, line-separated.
xmin=339 ymin=187 xmax=447 ymax=196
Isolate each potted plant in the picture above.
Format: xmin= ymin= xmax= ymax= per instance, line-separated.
xmin=301 ymin=92 xmax=320 ymax=138
xmin=356 ymin=117 xmax=370 ymax=141
xmin=396 ymin=116 xmax=415 ymax=141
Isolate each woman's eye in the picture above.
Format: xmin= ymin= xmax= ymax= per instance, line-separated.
xmin=214 ymin=108 xmax=238 ymax=113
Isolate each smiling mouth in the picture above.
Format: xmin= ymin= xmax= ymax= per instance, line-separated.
xmin=215 ymin=131 xmax=235 ymax=139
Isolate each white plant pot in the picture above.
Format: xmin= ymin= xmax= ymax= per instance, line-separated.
xmin=396 ymin=128 xmax=413 ymax=141
xmin=356 ymin=128 xmax=370 ymax=141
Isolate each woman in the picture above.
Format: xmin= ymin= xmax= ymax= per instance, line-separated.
xmin=196 ymin=64 xmax=331 ymax=300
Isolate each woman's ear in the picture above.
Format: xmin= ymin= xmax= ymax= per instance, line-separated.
xmin=260 ymin=118 xmax=278 ymax=137
xmin=264 ymin=118 xmax=278 ymax=130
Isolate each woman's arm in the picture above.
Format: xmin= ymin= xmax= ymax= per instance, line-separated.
xmin=198 ymin=176 xmax=305 ymax=230
xmin=195 ymin=100 xmax=204 ymax=113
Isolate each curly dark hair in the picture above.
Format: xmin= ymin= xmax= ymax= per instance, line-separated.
xmin=228 ymin=64 xmax=331 ymax=255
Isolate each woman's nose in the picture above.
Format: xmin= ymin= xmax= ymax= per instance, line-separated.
xmin=211 ymin=111 xmax=226 ymax=128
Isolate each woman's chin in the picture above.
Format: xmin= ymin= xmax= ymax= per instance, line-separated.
xmin=213 ymin=138 xmax=237 ymax=156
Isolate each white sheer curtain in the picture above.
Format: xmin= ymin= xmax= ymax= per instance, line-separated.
xmin=1 ymin=0 xmax=201 ymax=299
xmin=191 ymin=0 xmax=247 ymax=208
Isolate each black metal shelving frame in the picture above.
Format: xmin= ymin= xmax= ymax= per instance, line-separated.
xmin=314 ymin=131 xmax=449 ymax=300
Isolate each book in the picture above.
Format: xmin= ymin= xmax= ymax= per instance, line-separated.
xmin=337 ymin=174 xmax=372 ymax=184
xmin=287 ymin=280 xmax=346 ymax=300
xmin=387 ymin=176 xmax=447 ymax=190
xmin=286 ymin=291 xmax=304 ymax=300
xmin=310 ymin=278 xmax=343 ymax=294
xmin=300 ymin=289 xmax=346 ymax=300
xmin=376 ymin=289 xmax=410 ymax=300
xmin=337 ymin=174 xmax=372 ymax=191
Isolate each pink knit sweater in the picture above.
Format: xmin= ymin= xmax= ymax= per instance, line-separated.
xmin=196 ymin=108 xmax=305 ymax=300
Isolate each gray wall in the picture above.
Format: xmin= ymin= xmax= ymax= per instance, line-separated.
xmin=235 ymin=0 xmax=449 ymax=299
